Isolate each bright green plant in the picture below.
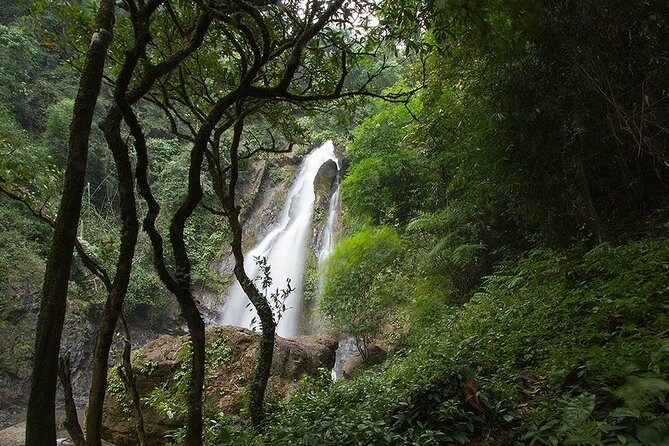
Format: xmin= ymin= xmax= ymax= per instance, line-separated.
xmin=319 ymin=227 xmax=403 ymax=358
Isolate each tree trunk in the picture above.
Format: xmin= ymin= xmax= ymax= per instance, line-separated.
xmin=179 ymin=297 xmax=206 ymax=446
xmin=134 ymin=126 xmax=208 ymax=446
xmin=57 ymin=354 xmax=85 ymax=446
xmin=230 ymin=211 xmax=276 ymax=430
xmin=85 ymin=4 xmax=173 ymax=441
xmin=125 ymin=15 xmax=213 ymax=444
xmin=572 ymin=152 xmax=606 ymax=238
xmin=85 ymin=108 xmax=139 ymax=446
xmin=224 ymin=118 xmax=277 ymax=430
xmin=118 ymin=314 xmax=147 ymax=446
xmin=25 ymin=3 xmax=115 ymax=444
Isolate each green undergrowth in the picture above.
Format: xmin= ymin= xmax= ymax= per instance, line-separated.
xmin=245 ymin=234 xmax=669 ymax=445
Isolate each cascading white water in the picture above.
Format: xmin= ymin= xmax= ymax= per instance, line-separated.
xmin=220 ymin=141 xmax=339 ymax=338
xmin=317 ymin=185 xmax=340 ymax=263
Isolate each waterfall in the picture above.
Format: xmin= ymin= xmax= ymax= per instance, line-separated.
xmin=317 ymin=185 xmax=340 ymax=263
xmin=220 ymin=141 xmax=339 ymax=338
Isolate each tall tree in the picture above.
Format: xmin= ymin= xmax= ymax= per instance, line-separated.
xmin=25 ymin=1 xmax=115 ymax=444
xmin=85 ymin=4 xmax=212 ymax=445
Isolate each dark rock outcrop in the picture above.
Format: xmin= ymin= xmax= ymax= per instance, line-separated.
xmin=102 ymin=325 xmax=337 ymax=446
xmin=310 ymin=159 xmax=339 ymax=252
xmin=0 ymin=281 xmax=94 ymax=427
xmin=313 ymin=159 xmax=338 ymax=210
xmin=341 ymin=345 xmax=388 ymax=380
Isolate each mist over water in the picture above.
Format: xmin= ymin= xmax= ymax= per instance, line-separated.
xmin=220 ymin=141 xmax=339 ymax=338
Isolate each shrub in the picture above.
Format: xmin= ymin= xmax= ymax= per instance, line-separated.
xmin=319 ymin=227 xmax=403 ymax=357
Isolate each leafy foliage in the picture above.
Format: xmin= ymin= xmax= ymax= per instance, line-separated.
xmin=341 ymin=149 xmax=435 ymax=226
xmin=319 ymin=227 xmax=403 ymax=357
xmin=253 ymin=235 xmax=669 ymax=445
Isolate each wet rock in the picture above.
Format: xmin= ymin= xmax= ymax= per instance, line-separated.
xmin=341 ymin=345 xmax=388 ymax=380
xmin=313 ymin=159 xmax=338 ymax=210
xmin=311 ymin=159 xmax=339 ymax=253
xmin=102 ymin=325 xmax=337 ymax=446
xmin=0 ymin=281 xmax=95 ymax=422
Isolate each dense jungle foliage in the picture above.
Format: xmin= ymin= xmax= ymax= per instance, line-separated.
xmin=0 ymin=0 xmax=667 ymax=445
xmin=259 ymin=1 xmax=669 ymax=444
xmin=0 ymin=2 xmax=233 ymax=328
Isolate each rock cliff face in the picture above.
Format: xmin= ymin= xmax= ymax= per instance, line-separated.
xmin=0 ymin=285 xmax=39 ymax=422
xmin=311 ymin=159 xmax=339 ymax=255
xmin=0 ymin=282 xmax=94 ymax=427
xmin=102 ymin=325 xmax=337 ymax=446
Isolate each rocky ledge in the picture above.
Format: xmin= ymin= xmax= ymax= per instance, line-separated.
xmin=102 ymin=325 xmax=337 ymax=445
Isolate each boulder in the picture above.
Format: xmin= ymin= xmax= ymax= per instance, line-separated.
xmin=0 ymin=422 xmax=24 ymax=446
xmin=102 ymin=325 xmax=337 ymax=445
